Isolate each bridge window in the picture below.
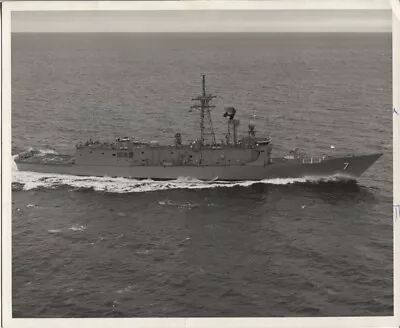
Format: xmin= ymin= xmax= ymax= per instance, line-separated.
xmin=129 ymin=152 xmax=133 ymax=158
xmin=124 ymin=152 xmax=128 ymax=157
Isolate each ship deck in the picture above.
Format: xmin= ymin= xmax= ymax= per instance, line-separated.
xmin=15 ymin=153 xmax=74 ymax=165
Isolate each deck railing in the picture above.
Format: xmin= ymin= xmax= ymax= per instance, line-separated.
xmin=301 ymin=156 xmax=326 ymax=164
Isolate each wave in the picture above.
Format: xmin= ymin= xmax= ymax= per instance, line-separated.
xmin=12 ymin=171 xmax=352 ymax=194
xmin=22 ymin=147 xmax=58 ymax=155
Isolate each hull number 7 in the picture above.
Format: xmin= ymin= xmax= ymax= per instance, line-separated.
xmin=344 ymin=163 xmax=349 ymax=170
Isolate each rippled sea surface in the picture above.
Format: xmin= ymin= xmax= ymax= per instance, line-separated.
xmin=12 ymin=33 xmax=392 ymax=317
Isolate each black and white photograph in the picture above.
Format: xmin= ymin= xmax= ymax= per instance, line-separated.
xmin=5 ymin=0 xmax=395 ymax=322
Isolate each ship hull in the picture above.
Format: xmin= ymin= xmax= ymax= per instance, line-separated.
xmin=14 ymin=153 xmax=382 ymax=181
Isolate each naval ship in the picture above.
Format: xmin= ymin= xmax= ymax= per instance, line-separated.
xmin=15 ymin=75 xmax=382 ymax=181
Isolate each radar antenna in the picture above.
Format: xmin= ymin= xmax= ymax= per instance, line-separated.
xmin=190 ymin=75 xmax=217 ymax=146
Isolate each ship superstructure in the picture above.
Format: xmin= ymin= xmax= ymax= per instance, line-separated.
xmin=72 ymin=75 xmax=272 ymax=169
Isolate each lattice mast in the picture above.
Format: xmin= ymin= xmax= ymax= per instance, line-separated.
xmin=191 ymin=75 xmax=217 ymax=146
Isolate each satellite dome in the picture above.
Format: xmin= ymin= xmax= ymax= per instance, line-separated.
xmin=248 ymin=121 xmax=256 ymax=130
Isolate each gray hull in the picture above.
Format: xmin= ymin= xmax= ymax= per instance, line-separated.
xmin=15 ymin=153 xmax=382 ymax=181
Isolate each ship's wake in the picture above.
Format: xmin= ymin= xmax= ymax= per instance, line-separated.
xmin=12 ymin=154 xmax=355 ymax=194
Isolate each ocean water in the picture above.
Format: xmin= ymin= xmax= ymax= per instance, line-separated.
xmin=11 ymin=33 xmax=392 ymax=317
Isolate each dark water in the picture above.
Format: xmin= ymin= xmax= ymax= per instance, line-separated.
xmin=11 ymin=33 xmax=393 ymax=317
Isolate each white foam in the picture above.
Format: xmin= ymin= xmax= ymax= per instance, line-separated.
xmin=35 ymin=148 xmax=58 ymax=155
xmin=12 ymin=170 xmax=316 ymax=193
xmin=48 ymin=229 xmax=61 ymax=233
xmin=116 ymin=285 xmax=136 ymax=294
xmin=69 ymin=225 xmax=86 ymax=232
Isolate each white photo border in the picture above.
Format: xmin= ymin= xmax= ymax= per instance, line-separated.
xmin=1 ymin=1 xmax=397 ymax=327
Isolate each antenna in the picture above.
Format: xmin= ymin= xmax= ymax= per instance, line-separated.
xmin=190 ymin=75 xmax=217 ymax=146
xmin=90 ymin=108 xmax=96 ymax=142
xmin=223 ymin=106 xmax=240 ymax=146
